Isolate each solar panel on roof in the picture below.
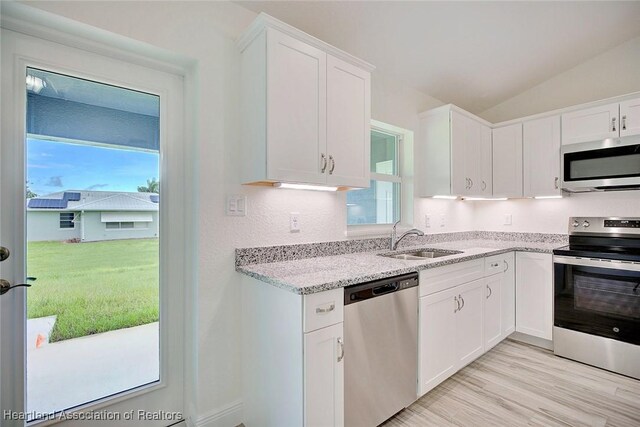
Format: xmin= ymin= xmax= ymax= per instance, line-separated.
xmin=63 ymin=192 xmax=81 ymax=201
xmin=150 ymin=195 xmax=159 ymax=203
xmin=28 ymin=199 xmax=68 ymax=209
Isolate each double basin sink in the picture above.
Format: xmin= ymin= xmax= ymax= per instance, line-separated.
xmin=379 ymin=249 xmax=462 ymax=261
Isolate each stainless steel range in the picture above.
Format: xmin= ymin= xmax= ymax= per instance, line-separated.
xmin=553 ymin=217 xmax=640 ymax=379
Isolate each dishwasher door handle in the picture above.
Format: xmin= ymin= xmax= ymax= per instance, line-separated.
xmin=372 ymin=283 xmax=399 ymax=295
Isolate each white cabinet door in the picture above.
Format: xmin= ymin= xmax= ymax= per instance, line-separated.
xmin=523 ymin=116 xmax=561 ymax=197
xmin=501 ymin=252 xmax=516 ymax=338
xmin=492 ymin=123 xmax=523 ymax=198
xmin=304 ymin=322 xmax=344 ymax=427
xmin=561 ymin=102 xmax=619 ymax=145
xmin=516 ymin=252 xmax=553 ymax=340
xmin=484 ymin=274 xmax=502 ymax=351
xmin=326 ymin=55 xmax=370 ymax=188
xmin=451 ymin=111 xmax=483 ymax=196
xmin=455 ymin=279 xmax=485 ymax=367
xmin=479 ymin=124 xmax=493 ymax=196
xmin=267 ymin=29 xmax=327 ymax=184
xmin=620 ymin=97 xmax=640 ymax=137
xmin=419 ymin=287 xmax=457 ymax=396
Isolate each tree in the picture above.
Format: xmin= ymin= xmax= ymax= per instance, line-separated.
xmin=137 ymin=178 xmax=159 ymax=193
xmin=26 ymin=182 xmax=38 ymax=199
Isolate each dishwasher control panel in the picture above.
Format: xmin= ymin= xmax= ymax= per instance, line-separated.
xmin=344 ymin=272 xmax=418 ymax=305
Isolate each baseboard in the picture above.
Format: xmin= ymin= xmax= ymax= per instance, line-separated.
xmin=509 ymin=332 xmax=553 ymax=350
xmin=189 ymin=400 xmax=243 ymax=427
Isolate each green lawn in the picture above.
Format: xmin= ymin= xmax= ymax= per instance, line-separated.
xmin=27 ymin=239 xmax=159 ymax=342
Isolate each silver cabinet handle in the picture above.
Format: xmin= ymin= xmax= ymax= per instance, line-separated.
xmin=486 ymin=284 xmax=492 ymax=299
xmin=490 ymin=262 xmax=499 ymax=268
xmin=337 ymin=337 xmax=344 ymax=362
xmin=320 ymin=153 xmax=327 ymax=173
xmin=0 ymin=246 xmax=9 ymax=262
xmin=612 ymin=117 xmax=616 ymax=132
xmin=316 ymin=303 xmax=335 ymax=314
xmin=329 ymin=155 xmax=335 ymax=175
xmin=469 ymin=178 xmax=473 ymax=188
xmin=459 ymin=294 xmax=465 ymax=311
xmin=503 ymin=260 xmax=509 ymax=273
xmin=481 ymin=180 xmax=487 ymax=191
xmin=554 ymin=177 xmax=559 ymax=189
xmin=622 ymin=115 xmax=627 ymax=131
xmin=454 ymin=296 xmax=459 ymax=313
xmin=464 ymin=178 xmax=469 ymax=189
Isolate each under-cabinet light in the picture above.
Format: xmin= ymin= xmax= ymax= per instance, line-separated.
xmin=462 ymin=197 xmax=508 ymax=201
xmin=432 ymin=195 xmax=458 ymax=200
xmin=534 ymin=195 xmax=563 ymax=199
xmin=274 ymin=183 xmax=338 ymax=192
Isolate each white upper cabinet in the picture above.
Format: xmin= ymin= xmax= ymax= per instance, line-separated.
xmin=492 ymin=123 xmax=523 ymax=198
xmin=326 ymin=55 xmax=371 ymax=188
xmin=620 ymin=97 xmax=640 ymax=137
xmin=561 ymin=102 xmax=619 ymax=145
xmin=238 ymin=14 xmax=373 ymax=188
xmin=418 ymin=106 xmax=491 ymax=197
xmin=523 ymin=115 xmax=561 ymax=197
xmin=266 ymin=30 xmax=327 ymax=184
xmin=561 ymin=97 xmax=640 ymax=144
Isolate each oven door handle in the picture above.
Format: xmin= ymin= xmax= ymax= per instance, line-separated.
xmin=553 ymin=255 xmax=640 ymax=272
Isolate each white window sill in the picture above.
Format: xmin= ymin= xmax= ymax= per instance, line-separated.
xmin=346 ymin=223 xmax=412 ymax=239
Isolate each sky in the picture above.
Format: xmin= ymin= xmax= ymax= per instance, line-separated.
xmin=27 ymin=138 xmax=159 ymax=197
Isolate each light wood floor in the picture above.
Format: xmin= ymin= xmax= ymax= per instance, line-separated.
xmin=384 ymin=339 xmax=640 ymax=427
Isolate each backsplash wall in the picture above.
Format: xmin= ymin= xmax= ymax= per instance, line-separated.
xmin=471 ymin=191 xmax=640 ymax=233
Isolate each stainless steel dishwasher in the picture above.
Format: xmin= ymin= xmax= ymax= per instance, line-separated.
xmin=344 ymin=272 xmax=418 ymax=427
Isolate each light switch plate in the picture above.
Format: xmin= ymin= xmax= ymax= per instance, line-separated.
xmin=226 ymin=194 xmax=247 ymax=216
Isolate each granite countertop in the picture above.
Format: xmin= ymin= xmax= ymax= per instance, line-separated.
xmin=236 ymin=238 xmax=564 ymax=295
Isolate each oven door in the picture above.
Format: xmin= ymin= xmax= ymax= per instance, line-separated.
xmin=554 ymin=256 xmax=640 ymax=345
xmin=561 ymin=137 xmax=640 ymax=191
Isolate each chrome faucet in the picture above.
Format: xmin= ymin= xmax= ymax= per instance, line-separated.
xmin=390 ymin=220 xmax=425 ymax=250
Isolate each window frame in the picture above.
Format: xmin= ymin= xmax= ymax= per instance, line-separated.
xmin=347 ymin=120 xmax=414 ymax=237
xmin=59 ymin=212 xmax=75 ymax=229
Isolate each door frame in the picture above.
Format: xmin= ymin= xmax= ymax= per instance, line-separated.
xmin=1 ymin=22 xmax=190 ymax=426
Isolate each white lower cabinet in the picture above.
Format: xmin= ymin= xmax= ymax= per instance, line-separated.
xmin=419 ymin=277 xmax=486 ymax=395
xmin=242 ymin=278 xmax=344 ymax=427
xmin=304 ymin=323 xmax=344 ymax=427
xmin=516 ymin=252 xmax=553 ymax=340
xmin=419 ymin=252 xmax=520 ymax=396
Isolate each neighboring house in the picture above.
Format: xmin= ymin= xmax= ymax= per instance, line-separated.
xmin=27 ymin=190 xmax=159 ymax=242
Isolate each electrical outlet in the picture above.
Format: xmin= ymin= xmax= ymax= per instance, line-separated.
xmin=504 ymin=214 xmax=512 ymax=225
xmin=290 ymin=212 xmax=300 ymax=232
xmin=425 ymin=214 xmax=431 ymax=228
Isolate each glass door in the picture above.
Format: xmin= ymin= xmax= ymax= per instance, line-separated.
xmin=1 ymin=29 xmax=185 ymax=426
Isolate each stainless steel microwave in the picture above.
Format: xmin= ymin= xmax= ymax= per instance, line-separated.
xmin=561 ymin=136 xmax=640 ymax=192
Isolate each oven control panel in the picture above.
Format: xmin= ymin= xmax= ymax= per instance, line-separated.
xmin=569 ymin=217 xmax=640 ymax=235
xmin=604 ymin=219 xmax=640 ymax=228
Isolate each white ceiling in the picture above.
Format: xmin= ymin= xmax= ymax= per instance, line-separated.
xmin=236 ymin=1 xmax=640 ymax=114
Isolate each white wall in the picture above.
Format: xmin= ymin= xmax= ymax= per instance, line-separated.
xmin=479 ymin=35 xmax=640 ymax=123
xmin=15 ymin=1 xmax=447 ymax=424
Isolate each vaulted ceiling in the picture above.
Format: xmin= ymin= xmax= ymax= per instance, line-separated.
xmin=236 ymin=1 xmax=640 ymax=114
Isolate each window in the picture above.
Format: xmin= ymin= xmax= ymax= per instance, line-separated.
xmin=347 ymin=127 xmax=402 ymax=225
xmin=59 ymin=212 xmax=75 ymax=229
xmin=105 ymin=221 xmax=135 ymax=229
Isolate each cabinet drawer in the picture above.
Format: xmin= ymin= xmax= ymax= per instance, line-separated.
xmin=304 ymin=288 xmax=344 ymax=333
xmin=419 ymin=259 xmax=485 ymax=297
xmin=485 ymin=254 xmax=508 ymax=276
